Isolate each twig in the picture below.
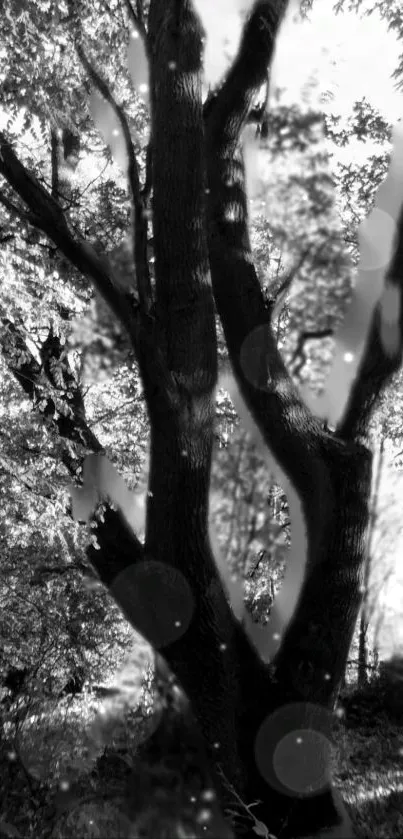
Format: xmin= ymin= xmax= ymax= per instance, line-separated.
xmin=0 ymin=190 xmax=39 ymax=225
xmin=268 ymin=245 xmax=313 ymax=320
xmin=123 ymin=0 xmax=147 ymax=42
xmin=291 ymin=328 xmax=333 ymax=377
xmin=76 ymin=44 xmax=152 ymax=314
xmin=268 ymin=241 xmax=331 ymax=338
xmin=217 ymin=765 xmax=274 ymax=838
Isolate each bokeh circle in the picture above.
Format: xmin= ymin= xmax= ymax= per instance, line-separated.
xmin=254 ymin=701 xmax=334 ymax=798
xmin=111 ymin=559 xmax=194 ymax=649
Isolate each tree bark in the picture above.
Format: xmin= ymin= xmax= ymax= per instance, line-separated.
xmin=3 ymin=1 xmax=403 ymax=837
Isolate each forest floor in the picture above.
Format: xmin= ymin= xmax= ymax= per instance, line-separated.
xmin=1 ymin=670 xmax=403 ymax=838
xmin=334 ymin=711 xmax=403 ymax=839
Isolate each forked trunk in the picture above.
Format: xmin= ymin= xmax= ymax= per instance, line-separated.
xmin=3 ymin=0 xmax=401 ymax=836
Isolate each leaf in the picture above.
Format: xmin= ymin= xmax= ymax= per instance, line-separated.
xmin=127 ymin=29 xmax=149 ymax=104
xmin=89 ymin=90 xmax=128 ymax=173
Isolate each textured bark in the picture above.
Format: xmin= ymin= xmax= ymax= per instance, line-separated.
xmin=135 ymin=2 xmax=366 ymax=835
xmin=202 ymin=1 xmax=372 ymax=833
xmin=142 ymin=0 xmax=255 ymax=793
xmin=3 ymin=1 xmax=403 ymax=837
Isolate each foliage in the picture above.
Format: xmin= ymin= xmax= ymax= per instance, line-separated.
xmin=1 ymin=0 xmax=403 ymax=836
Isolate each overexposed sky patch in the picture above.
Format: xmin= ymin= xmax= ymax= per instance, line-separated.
xmin=195 ymin=0 xmax=402 ymax=124
xmin=272 ymin=0 xmax=402 ymax=123
xmin=193 ymin=0 xmax=253 ymax=86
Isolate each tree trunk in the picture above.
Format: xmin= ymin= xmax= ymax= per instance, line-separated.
xmin=3 ymin=1 xmax=403 ymax=837
xmin=92 ymin=2 xmax=372 ymax=835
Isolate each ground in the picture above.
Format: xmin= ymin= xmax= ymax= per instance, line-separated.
xmin=1 ymin=649 xmax=403 ymax=838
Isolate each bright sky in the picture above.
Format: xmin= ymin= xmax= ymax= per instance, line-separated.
xmin=195 ymin=0 xmax=402 ymax=124
xmin=273 ymin=0 xmax=402 ymax=122
xmin=194 ymin=0 xmax=403 ymax=658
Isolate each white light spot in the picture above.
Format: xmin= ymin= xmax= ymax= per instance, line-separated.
xmin=168 ymin=61 xmax=177 ymax=70
xmin=131 ymin=30 xmax=140 ymax=39
xmin=219 ymin=643 xmax=227 ymax=651
xmin=139 ymin=83 xmax=149 ymax=94
xmin=201 ymin=789 xmax=216 ymax=801
xmin=112 ymin=129 xmax=120 ymax=136
xmin=343 ymin=352 xmax=354 ymax=363
xmin=197 ymin=809 xmax=213 ymax=824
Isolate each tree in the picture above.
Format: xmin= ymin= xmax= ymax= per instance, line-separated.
xmin=1 ymin=0 xmax=403 ymax=837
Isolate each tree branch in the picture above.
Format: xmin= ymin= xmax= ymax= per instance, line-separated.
xmin=267 ymin=244 xmax=320 ymax=321
xmin=206 ymin=0 xmax=288 ymax=142
xmin=338 ymin=203 xmax=403 ymax=440
xmin=291 ymin=328 xmax=333 ymax=378
xmin=76 ymin=44 xmax=152 ymax=315
xmin=0 ymin=454 xmax=57 ymax=500
xmin=205 ymin=0 xmax=326 ymax=507
xmin=0 ymin=232 xmax=14 ymax=245
xmin=0 ymin=188 xmax=39 ymax=226
xmin=0 ymin=316 xmax=102 ymax=453
xmin=123 ymin=0 xmax=148 ymax=41
xmin=1 ymin=315 xmax=148 ymax=625
xmin=203 ymin=1 xmax=370 ymax=710
xmin=0 ymin=132 xmax=136 ymax=333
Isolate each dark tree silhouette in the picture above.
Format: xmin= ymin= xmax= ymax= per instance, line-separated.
xmin=1 ymin=1 xmax=403 ymax=837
